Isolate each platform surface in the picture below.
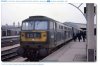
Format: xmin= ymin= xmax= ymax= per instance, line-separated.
xmin=41 ymin=40 xmax=87 ymax=62
xmin=1 ymin=44 xmax=20 ymax=51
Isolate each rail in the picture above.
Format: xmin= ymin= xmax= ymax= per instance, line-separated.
xmin=1 ymin=46 xmax=20 ymax=61
xmin=1 ymin=35 xmax=20 ymax=47
xmin=1 ymin=35 xmax=19 ymax=39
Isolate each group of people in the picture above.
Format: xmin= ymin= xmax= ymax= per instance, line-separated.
xmin=73 ymin=31 xmax=86 ymax=42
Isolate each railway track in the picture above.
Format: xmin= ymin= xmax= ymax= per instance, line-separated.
xmin=1 ymin=40 xmax=72 ymax=62
xmin=1 ymin=36 xmax=19 ymax=47
xmin=1 ymin=45 xmax=20 ymax=61
xmin=1 ymin=44 xmax=43 ymax=62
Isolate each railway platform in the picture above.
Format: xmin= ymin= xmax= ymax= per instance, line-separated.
xmin=40 ymin=40 xmax=87 ymax=62
xmin=1 ymin=44 xmax=20 ymax=51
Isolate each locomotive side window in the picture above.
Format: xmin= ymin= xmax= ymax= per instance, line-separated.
xmin=35 ymin=21 xmax=48 ymax=30
xmin=50 ymin=22 xmax=56 ymax=30
xmin=50 ymin=22 xmax=54 ymax=30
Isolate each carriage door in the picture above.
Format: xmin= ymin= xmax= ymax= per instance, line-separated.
xmin=50 ymin=22 xmax=56 ymax=47
xmin=64 ymin=31 xmax=67 ymax=41
xmin=54 ymin=22 xmax=57 ymax=46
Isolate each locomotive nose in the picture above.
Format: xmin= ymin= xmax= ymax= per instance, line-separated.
xmin=20 ymin=31 xmax=47 ymax=42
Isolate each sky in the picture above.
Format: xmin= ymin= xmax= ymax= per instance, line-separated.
xmin=1 ymin=2 xmax=87 ymax=26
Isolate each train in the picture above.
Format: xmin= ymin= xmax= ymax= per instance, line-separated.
xmin=17 ymin=16 xmax=80 ymax=60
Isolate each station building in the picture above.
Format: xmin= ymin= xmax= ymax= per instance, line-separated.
xmin=1 ymin=25 xmax=21 ymax=36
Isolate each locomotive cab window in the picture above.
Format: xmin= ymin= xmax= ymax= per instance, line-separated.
xmin=22 ymin=21 xmax=34 ymax=30
xmin=35 ymin=21 xmax=48 ymax=30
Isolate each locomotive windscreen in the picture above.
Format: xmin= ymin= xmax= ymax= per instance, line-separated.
xmin=22 ymin=21 xmax=48 ymax=30
xmin=35 ymin=21 xmax=48 ymax=30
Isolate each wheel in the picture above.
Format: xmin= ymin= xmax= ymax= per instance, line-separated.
xmin=39 ymin=48 xmax=49 ymax=57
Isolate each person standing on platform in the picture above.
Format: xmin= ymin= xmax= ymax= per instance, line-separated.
xmin=81 ymin=31 xmax=86 ymax=42
xmin=73 ymin=33 xmax=77 ymax=42
xmin=77 ymin=32 xmax=81 ymax=42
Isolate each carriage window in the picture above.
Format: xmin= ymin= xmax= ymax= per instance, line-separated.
xmin=22 ymin=21 xmax=34 ymax=30
xmin=61 ymin=26 xmax=63 ymax=29
xmin=59 ymin=25 xmax=61 ymax=29
xmin=35 ymin=21 xmax=48 ymax=30
xmin=54 ymin=22 xmax=56 ymax=30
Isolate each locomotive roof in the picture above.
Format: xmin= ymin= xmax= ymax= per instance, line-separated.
xmin=22 ymin=15 xmax=58 ymax=22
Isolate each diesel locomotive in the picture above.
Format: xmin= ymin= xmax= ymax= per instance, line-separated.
xmin=17 ymin=16 xmax=79 ymax=59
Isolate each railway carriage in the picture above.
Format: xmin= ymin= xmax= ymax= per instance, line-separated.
xmin=17 ymin=16 xmax=76 ymax=59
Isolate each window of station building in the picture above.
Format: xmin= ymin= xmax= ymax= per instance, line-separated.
xmin=2 ymin=30 xmax=6 ymax=36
